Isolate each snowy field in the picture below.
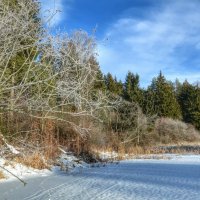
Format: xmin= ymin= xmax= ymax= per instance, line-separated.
xmin=0 ymin=155 xmax=200 ymax=200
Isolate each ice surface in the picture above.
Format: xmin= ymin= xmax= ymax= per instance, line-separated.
xmin=0 ymin=154 xmax=200 ymax=200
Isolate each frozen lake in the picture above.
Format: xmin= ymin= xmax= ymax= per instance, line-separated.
xmin=1 ymin=156 xmax=200 ymax=200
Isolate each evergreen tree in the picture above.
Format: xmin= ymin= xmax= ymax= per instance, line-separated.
xmin=178 ymin=81 xmax=200 ymax=129
xmin=174 ymin=78 xmax=182 ymax=98
xmin=105 ymin=73 xmax=118 ymax=94
xmin=192 ymin=86 xmax=200 ymax=129
xmin=142 ymin=88 xmax=155 ymax=115
xmin=0 ymin=0 xmax=41 ymax=109
xmin=123 ymin=71 xmax=143 ymax=105
xmin=93 ymin=62 xmax=106 ymax=91
xmin=144 ymin=72 xmax=181 ymax=119
xmin=116 ymin=79 xmax=123 ymax=96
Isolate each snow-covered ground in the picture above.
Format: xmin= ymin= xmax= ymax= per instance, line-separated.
xmin=0 ymin=153 xmax=88 ymax=183
xmin=0 ymin=158 xmax=51 ymax=183
xmin=0 ymin=154 xmax=200 ymax=200
xmin=132 ymin=153 xmax=200 ymax=163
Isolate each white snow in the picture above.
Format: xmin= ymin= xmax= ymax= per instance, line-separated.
xmin=52 ymin=152 xmax=88 ymax=174
xmin=0 ymin=154 xmax=200 ymax=200
xmin=97 ymin=151 xmax=119 ymax=160
xmin=5 ymin=144 xmax=20 ymax=154
xmin=0 ymin=158 xmax=51 ymax=182
xmin=171 ymin=154 xmax=200 ymax=163
xmin=0 ymin=152 xmax=87 ymax=182
xmin=131 ymin=153 xmax=200 ymax=163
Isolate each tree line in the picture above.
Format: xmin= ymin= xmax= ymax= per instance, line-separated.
xmin=101 ymin=71 xmax=200 ymax=130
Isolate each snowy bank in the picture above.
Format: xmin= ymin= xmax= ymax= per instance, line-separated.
xmin=0 ymin=158 xmax=51 ymax=183
xmin=0 ymin=152 xmax=88 ymax=183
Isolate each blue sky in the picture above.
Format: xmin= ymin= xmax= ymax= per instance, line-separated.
xmin=40 ymin=0 xmax=200 ymax=87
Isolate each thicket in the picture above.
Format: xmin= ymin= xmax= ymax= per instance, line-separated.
xmin=0 ymin=0 xmax=200 ymax=164
xmin=0 ymin=0 xmax=113 ymax=163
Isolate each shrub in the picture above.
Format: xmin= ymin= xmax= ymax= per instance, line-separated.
xmin=154 ymin=118 xmax=200 ymax=144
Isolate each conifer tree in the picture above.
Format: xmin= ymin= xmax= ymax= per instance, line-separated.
xmin=144 ymin=72 xmax=181 ymax=119
xmin=123 ymin=71 xmax=143 ymax=105
xmin=93 ymin=64 xmax=106 ymax=91
xmin=105 ymin=73 xmax=118 ymax=94
xmin=116 ymin=79 xmax=123 ymax=96
xmin=174 ymin=78 xmax=182 ymax=98
xmin=0 ymin=0 xmax=41 ymax=111
xmin=178 ymin=81 xmax=200 ymax=129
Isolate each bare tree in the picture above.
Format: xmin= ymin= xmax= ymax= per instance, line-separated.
xmin=0 ymin=0 xmax=117 ymax=182
xmin=0 ymin=0 xmax=112 ymax=138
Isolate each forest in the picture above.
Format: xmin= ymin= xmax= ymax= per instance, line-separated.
xmin=0 ymin=0 xmax=200 ymax=168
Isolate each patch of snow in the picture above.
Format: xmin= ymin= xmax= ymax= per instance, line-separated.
xmin=97 ymin=151 xmax=119 ymax=160
xmin=169 ymin=154 xmax=200 ymax=164
xmin=0 ymin=152 xmax=88 ymax=183
xmin=0 ymin=158 xmax=51 ymax=182
xmin=52 ymin=152 xmax=88 ymax=174
xmin=5 ymin=144 xmax=20 ymax=154
xmin=130 ymin=154 xmax=200 ymax=164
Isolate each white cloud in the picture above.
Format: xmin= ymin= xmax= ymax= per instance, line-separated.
xmin=98 ymin=0 xmax=200 ymax=87
xmin=40 ymin=0 xmax=70 ymax=27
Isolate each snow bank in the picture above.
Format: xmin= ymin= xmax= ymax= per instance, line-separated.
xmin=0 ymin=158 xmax=51 ymax=183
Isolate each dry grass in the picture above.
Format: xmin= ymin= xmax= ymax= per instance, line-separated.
xmin=150 ymin=144 xmax=200 ymax=154
xmin=3 ymin=160 xmax=15 ymax=168
xmin=15 ymin=153 xmax=49 ymax=170
xmin=3 ymin=160 xmax=10 ymax=167
xmin=91 ymin=145 xmax=151 ymax=161
xmin=125 ymin=146 xmax=151 ymax=155
xmin=91 ymin=141 xmax=200 ymax=161
xmin=0 ymin=170 xmax=6 ymax=180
